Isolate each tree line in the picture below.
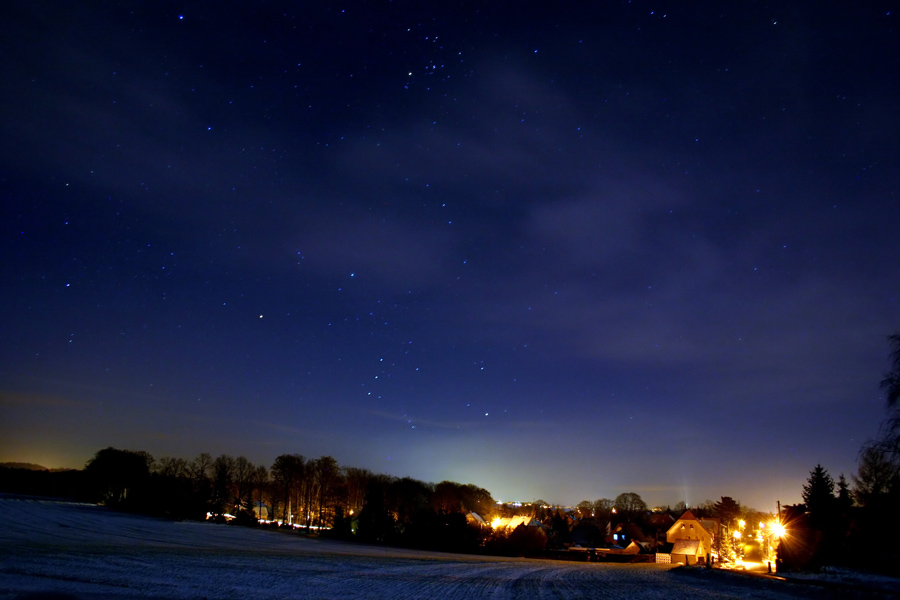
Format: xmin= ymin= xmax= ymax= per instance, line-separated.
xmin=4 ymin=332 xmax=898 ymax=566
xmin=1 ymin=447 xmax=663 ymax=556
xmin=774 ymin=332 xmax=900 ymax=574
xmin=0 ymin=448 xmax=497 ymax=553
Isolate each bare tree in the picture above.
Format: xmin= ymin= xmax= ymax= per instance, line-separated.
xmin=155 ymin=456 xmax=188 ymax=479
xmin=853 ymin=446 xmax=895 ymax=507
xmin=613 ymin=492 xmax=647 ymax=521
xmin=211 ymin=454 xmax=235 ymax=515
xmin=189 ymin=453 xmax=213 ymax=483
xmin=271 ymin=454 xmax=306 ymax=525
xmin=432 ymin=480 xmax=463 ymax=513
xmin=593 ymin=498 xmax=614 ymax=516
xmin=881 ymin=333 xmax=900 ymax=409
xmin=345 ymin=467 xmax=374 ymax=516
xmin=251 ymin=464 xmax=269 ymax=519
xmin=310 ymin=456 xmax=343 ymax=528
xmin=232 ymin=456 xmax=256 ymax=511
xmin=576 ymin=500 xmax=594 ymax=519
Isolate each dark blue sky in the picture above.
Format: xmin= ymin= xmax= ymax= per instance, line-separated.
xmin=2 ymin=1 xmax=898 ymax=509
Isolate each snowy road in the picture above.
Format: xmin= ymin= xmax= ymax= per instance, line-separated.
xmin=0 ymin=497 xmax=821 ymax=599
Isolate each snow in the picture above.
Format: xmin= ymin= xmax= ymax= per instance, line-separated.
xmin=0 ymin=496 xmax=852 ymax=599
xmin=778 ymin=566 xmax=900 ymax=593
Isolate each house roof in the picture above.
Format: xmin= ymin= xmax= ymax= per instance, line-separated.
xmin=667 ymin=510 xmax=712 ymax=541
xmin=493 ymin=515 xmax=532 ymax=530
xmin=671 ymin=539 xmax=702 ymax=556
xmin=698 ymin=517 xmax=720 ymax=533
xmin=612 ymin=522 xmax=649 ymax=542
xmin=596 ymin=541 xmax=641 ymax=555
xmin=644 ymin=512 xmax=675 ymax=528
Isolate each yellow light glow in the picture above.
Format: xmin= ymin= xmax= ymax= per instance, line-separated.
xmin=771 ymin=522 xmax=786 ymax=538
xmin=738 ymin=519 xmax=745 ymax=529
xmin=491 ymin=517 xmax=502 ymax=529
xmin=732 ymin=530 xmax=742 ymax=540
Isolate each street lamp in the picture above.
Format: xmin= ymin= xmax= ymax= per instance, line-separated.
xmin=764 ymin=518 xmax=786 ymax=573
xmin=771 ymin=522 xmax=785 ymax=538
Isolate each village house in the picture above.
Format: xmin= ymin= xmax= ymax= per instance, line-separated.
xmin=666 ymin=510 xmax=713 ymax=565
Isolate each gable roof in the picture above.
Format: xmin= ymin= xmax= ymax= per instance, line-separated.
xmin=671 ymin=539 xmax=702 ymax=556
xmin=667 ymin=510 xmax=712 ymax=541
xmin=677 ymin=509 xmax=699 ymax=522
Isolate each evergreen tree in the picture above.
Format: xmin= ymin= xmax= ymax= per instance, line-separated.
xmin=802 ymin=464 xmax=835 ymax=526
xmin=799 ymin=464 xmax=839 ymax=566
xmin=713 ymin=496 xmax=741 ymax=526
xmin=836 ymin=474 xmax=852 ymax=512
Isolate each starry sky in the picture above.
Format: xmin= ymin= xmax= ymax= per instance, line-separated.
xmin=2 ymin=1 xmax=899 ymax=511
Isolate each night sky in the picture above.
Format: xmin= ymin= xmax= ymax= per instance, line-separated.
xmin=2 ymin=2 xmax=899 ymax=511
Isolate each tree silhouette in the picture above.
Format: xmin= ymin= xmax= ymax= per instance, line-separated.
xmin=271 ymin=454 xmax=305 ymax=525
xmin=84 ymin=447 xmax=153 ymax=507
xmin=852 ymin=446 xmax=894 ymax=508
xmin=593 ymin=498 xmax=614 ymax=517
xmin=836 ymin=474 xmax=852 ymax=512
xmin=187 ymin=453 xmax=213 ymax=514
xmin=613 ymin=492 xmax=647 ymax=521
xmin=311 ymin=456 xmax=343 ymax=528
xmin=881 ymin=332 xmax=900 ymax=408
xmin=344 ymin=467 xmax=373 ymax=516
xmin=357 ymin=478 xmax=396 ymax=543
xmin=458 ymin=483 xmax=494 ymax=517
xmin=875 ymin=333 xmax=900 ymax=462
xmin=575 ymin=500 xmax=594 ymax=519
xmin=802 ymin=463 xmax=836 ymax=547
xmin=432 ymin=480 xmax=464 ymax=513
xmin=232 ymin=456 xmax=256 ymax=511
xmin=211 ymin=454 xmax=235 ymax=515
xmin=796 ymin=464 xmax=840 ymax=566
xmin=713 ymin=496 xmax=741 ymax=529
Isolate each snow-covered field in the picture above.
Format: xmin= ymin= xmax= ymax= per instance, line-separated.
xmin=0 ymin=496 xmax=824 ymax=599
